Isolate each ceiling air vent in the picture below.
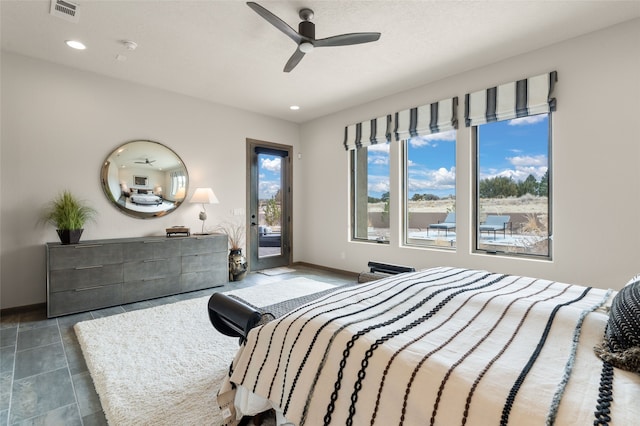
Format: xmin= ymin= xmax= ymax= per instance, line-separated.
xmin=50 ymin=0 xmax=80 ymax=23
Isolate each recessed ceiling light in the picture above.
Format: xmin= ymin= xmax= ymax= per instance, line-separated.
xmin=65 ymin=40 xmax=86 ymax=50
xmin=289 ymin=105 xmax=300 ymax=111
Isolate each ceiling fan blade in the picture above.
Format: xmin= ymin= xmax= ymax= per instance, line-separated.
xmin=247 ymin=2 xmax=302 ymax=44
xmin=283 ymin=48 xmax=305 ymax=72
xmin=314 ymin=32 xmax=381 ymax=48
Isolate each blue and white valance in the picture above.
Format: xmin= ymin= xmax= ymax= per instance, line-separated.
xmin=343 ymin=115 xmax=392 ymax=151
xmin=394 ymin=97 xmax=458 ymax=141
xmin=465 ymin=71 xmax=557 ymax=127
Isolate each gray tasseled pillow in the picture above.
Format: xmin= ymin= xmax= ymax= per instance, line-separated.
xmin=594 ymin=277 xmax=640 ymax=374
xmin=625 ymin=274 xmax=640 ymax=287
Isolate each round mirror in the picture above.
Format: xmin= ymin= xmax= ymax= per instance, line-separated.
xmin=100 ymin=140 xmax=188 ymax=219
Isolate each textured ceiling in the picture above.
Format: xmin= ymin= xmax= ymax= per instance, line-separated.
xmin=2 ymin=1 xmax=639 ymax=123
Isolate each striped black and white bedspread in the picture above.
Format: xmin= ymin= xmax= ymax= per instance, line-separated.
xmin=219 ymin=267 xmax=640 ymax=425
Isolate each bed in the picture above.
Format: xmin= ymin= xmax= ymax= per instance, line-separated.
xmin=218 ymin=267 xmax=639 ymax=425
xmin=129 ymin=191 xmax=162 ymax=205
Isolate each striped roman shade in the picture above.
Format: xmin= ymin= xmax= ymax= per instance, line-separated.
xmin=343 ymin=115 xmax=392 ymax=151
xmin=394 ymin=97 xmax=458 ymax=141
xmin=465 ymin=71 xmax=557 ymax=127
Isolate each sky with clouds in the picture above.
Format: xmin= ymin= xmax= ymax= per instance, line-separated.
xmin=367 ymin=114 xmax=549 ymax=198
xmin=259 ymin=155 xmax=281 ymax=199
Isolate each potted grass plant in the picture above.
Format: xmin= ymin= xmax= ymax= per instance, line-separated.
xmin=42 ymin=190 xmax=97 ymax=244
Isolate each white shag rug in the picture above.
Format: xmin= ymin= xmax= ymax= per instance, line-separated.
xmin=75 ymin=277 xmax=335 ymax=426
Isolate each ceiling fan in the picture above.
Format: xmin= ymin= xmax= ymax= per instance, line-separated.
xmin=135 ymin=158 xmax=156 ymax=165
xmin=247 ymin=2 xmax=381 ymax=72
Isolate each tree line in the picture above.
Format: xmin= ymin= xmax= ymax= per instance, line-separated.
xmin=479 ymin=171 xmax=548 ymax=198
xmin=368 ymin=170 xmax=548 ymax=202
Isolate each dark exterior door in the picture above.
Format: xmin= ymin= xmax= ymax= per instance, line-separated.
xmin=247 ymin=139 xmax=292 ymax=271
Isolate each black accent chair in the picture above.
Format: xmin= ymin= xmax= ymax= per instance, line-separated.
xmin=207 ymin=293 xmax=262 ymax=344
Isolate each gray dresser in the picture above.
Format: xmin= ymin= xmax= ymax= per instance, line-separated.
xmin=46 ymin=234 xmax=228 ymax=317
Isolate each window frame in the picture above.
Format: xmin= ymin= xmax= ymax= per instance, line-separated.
xmin=350 ymin=145 xmax=390 ymax=244
xmin=402 ymin=133 xmax=457 ymax=250
xmin=472 ymin=113 xmax=553 ymax=260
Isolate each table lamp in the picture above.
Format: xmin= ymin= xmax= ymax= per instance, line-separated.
xmin=190 ymin=188 xmax=219 ymax=234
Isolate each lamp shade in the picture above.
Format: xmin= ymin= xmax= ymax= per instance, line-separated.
xmin=190 ymin=188 xmax=219 ymax=204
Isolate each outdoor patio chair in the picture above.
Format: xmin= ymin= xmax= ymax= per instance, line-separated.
xmin=479 ymin=215 xmax=512 ymax=239
xmin=428 ymin=212 xmax=456 ymax=236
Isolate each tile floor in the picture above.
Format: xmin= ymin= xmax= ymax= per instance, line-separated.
xmin=0 ymin=265 xmax=355 ymax=425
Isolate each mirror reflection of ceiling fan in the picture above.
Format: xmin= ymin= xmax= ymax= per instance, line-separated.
xmin=135 ymin=158 xmax=156 ymax=165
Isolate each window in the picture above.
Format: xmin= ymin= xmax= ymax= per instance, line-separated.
xmin=351 ymin=142 xmax=390 ymax=242
xmin=474 ymin=113 xmax=551 ymax=257
xmin=466 ymin=71 xmax=556 ymax=259
xmin=170 ymin=170 xmax=186 ymax=196
xmin=404 ymin=130 xmax=456 ymax=248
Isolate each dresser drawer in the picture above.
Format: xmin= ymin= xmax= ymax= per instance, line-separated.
xmin=123 ymin=277 xmax=178 ymax=304
xmin=123 ymin=257 xmax=181 ymax=282
xmin=49 ymin=264 xmax=123 ymax=292
xmin=180 ymin=235 xmax=226 ymax=256
xmin=48 ymin=283 xmax=123 ymax=317
xmin=123 ymin=239 xmax=181 ymax=262
xmin=181 ymin=253 xmax=226 ymax=273
xmin=181 ymin=269 xmax=227 ymax=292
xmin=49 ymin=243 xmax=123 ymax=270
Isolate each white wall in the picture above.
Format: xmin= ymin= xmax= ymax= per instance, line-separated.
xmin=0 ymin=53 xmax=299 ymax=309
xmin=2 ymin=20 xmax=638 ymax=310
xmin=297 ymin=19 xmax=640 ymax=290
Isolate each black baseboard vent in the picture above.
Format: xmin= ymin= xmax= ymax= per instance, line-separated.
xmin=367 ymin=261 xmax=415 ymax=274
xmin=358 ymin=261 xmax=415 ymax=283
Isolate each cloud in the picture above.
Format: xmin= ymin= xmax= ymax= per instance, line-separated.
xmin=508 ymin=115 xmax=547 ymax=126
xmin=409 ymin=129 xmax=456 ymax=147
xmin=407 ymin=167 xmax=456 ymax=192
xmin=508 ymin=155 xmax=547 ymax=167
xmin=368 ymin=145 xmax=390 ymax=166
xmin=481 ymin=156 xmax=548 ymax=181
xmin=259 ymin=180 xmax=280 ymax=199
xmin=368 ymin=175 xmax=389 ymax=194
xmin=260 ymin=157 xmax=281 ymax=172
xmin=369 ymin=155 xmax=389 ymax=166
xmin=495 ymin=166 xmax=548 ymax=182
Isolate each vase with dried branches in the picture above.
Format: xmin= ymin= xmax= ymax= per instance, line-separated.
xmin=215 ymin=220 xmax=247 ymax=281
xmin=215 ymin=220 xmax=245 ymax=250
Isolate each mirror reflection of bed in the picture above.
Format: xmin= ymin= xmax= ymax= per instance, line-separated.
xmin=124 ymin=187 xmax=177 ymax=214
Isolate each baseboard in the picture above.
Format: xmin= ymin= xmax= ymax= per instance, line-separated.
xmin=291 ymin=261 xmax=359 ymax=279
xmin=1 ymin=302 xmax=46 ymax=316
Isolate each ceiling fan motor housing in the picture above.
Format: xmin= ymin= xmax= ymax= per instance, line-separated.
xmin=299 ymin=20 xmax=315 ymax=39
